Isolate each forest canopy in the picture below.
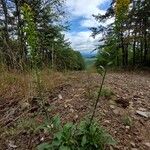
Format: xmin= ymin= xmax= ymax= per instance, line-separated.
xmin=91 ymin=0 xmax=150 ymax=69
xmin=0 ymin=0 xmax=85 ymax=71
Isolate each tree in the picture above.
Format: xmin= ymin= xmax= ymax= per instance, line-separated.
xmin=0 ymin=0 xmax=85 ymax=71
xmin=92 ymin=0 xmax=150 ymax=68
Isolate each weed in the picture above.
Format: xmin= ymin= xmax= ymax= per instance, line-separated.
xmin=122 ymin=115 xmax=133 ymax=126
xmin=100 ymin=87 xmax=114 ymax=98
xmin=37 ymin=117 xmax=116 ymax=150
xmin=2 ymin=117 xmax=39 ymax=137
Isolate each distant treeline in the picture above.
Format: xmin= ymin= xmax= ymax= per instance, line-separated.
xmin=91 ymin=0 xmax=150 ymax=68
xmin=0 ymin=0 xmax=85 ymax=71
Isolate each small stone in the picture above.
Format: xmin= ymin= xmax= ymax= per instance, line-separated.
xmin=144 ymin=142 xmax=150 ymax=148
xmin=8 ymin=141 xmax=17 ymax=148
xmin=131 ymin=148 xmax=138 ymax=150
xmin=110 ymin=105 xmax=115 ymax=109
xmin=104 ymin=120 xmax=110 ymax=123
xmin=40 ymin=137 xmax=44 ymax=141
xmin=113 ymin=109 xmax=120 ymax=115
xmin=73 ymin=114 xmax=78 ymax=122
xmin=136 ymin=111 xmax=150 ymax=118
xmin=58 ymin=94 xmax=63 ymax=100
xmin=109 ymin=146 xmax=114 ymax=150
xmin=21 ymin=102 xmax=30 ymax=109
xmin=126 ymin=126 xmax=130 ymax=129
xmin=74 ymin=114 xmax=78 ymax=119
xmin=64 ymin=104 xmax=68 ymax=108
xmin=70 ymin=108 xmax=74 ymax=113
xmin=103 ymin=109 xmax=108 ymax=113
xmin=130 ymin=142 xmax=136 ymax=148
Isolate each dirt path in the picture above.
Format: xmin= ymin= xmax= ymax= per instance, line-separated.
xmin=50 ymin=71 xmax=150 ymax=150
xmin=0 ymin=71 xmax=150 ymax=149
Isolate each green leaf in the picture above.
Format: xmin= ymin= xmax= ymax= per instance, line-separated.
xmin=37 ymin=143 xmax=51 ymax=150
xmin=59 ymin=145 xmax=71 ymax=150
xmin=51 ymin=139 xmax=62 ymax=146
xmin=97 ymin=65 xmax=105 ymax=76
xmin=81 ymin=135 xmax=87 ymax=146
xmin=52 ymin=115 xmax=61 ymax=129
xmin=55 ymin=132 xmax=62 ymax=140
xmin=107 ymin=61 xmax=113 ymax=66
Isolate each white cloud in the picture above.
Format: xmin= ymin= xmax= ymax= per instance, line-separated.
xmin=66 ymin=0 xmax=108 ymax=18
xmin=65 ymin=0 xmax=110 ymax=28
xmin=64 ymin=31 xmax=102 ymax=52
xmin=80 ymin=15 xmax=114 ymax=28
xmin=80 ymin=17 xmax=99 ymax=28
xmin=64 ymin=0 xmax=111 ymax=52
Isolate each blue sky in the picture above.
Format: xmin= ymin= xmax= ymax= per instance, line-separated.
xmin=64 ymin=0 xmax=113 ymax=53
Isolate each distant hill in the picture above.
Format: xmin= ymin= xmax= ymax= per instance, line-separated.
xmin=81 ymin=51 xmax=97 ymax=59
xmin=80 ymin=51 xmax=97 ymax=69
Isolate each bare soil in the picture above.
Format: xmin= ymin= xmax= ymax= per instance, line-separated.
xmin=0 ymin=71 xmax=150 ymax=150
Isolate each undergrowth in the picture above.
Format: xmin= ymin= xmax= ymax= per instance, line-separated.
xmin=122 ymin=115 xmax=133 ymax=126
xmin=37 ymin=117 xmax=116 ymax=150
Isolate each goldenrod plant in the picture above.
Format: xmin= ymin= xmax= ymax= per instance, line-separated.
xmin=22 ymin=4 xmax=49 ymax=119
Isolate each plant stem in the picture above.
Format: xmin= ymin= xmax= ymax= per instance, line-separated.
xmin=90 ymin=69 xmax=107 ymax=125
xmin=35 ymin=68 xmax=49 ymax=121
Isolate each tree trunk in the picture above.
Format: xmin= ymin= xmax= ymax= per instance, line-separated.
xmin=120 ymin=32 xmax=125 ymax=67
xmin=1 ymin=0 xmax=9 ymax=43
xmin=133 ymin=39 xmax=136 ymax=66
xmin=143 ymin=17 xmax=148 ymax=65
xmin=14 ymin=0 xmax=26 ymax=68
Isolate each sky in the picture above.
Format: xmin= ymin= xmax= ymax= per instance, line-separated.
xmin=64 ymin=0 xmax=113 ymax=54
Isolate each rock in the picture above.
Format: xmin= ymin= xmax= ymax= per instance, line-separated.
xmin=144 ymin=142 xmax=150 ymax=148
xmin=73 ymin=114 xmax=78 ymax=122
xmin=110 ymin=105 xmax=115 ymax=109
xmin=130 ymin=142 xmax=136 ymax=148
xmin=131 ymin=148 xmax=138 ymax=150
xmin=104 ymin=120 xmax=110 ymax=123
xmin=113 ymin=109 xmax=120 ymax=115
xmin=64 ymin=104 xmax=68 ymax=108
xmin=74 ymin=114 xmax=78 ymax=120
xmin=58 ymin=94 xmax=63 ymax=100
xmin=8 ymin=141 xmax=17 ymax=148
xmin=70 ymin=108 xmax=74 ymax=113
xmin=126 ymin=126 xmax=130 ymax=129
xmin=109 ymin=146 xmax=114 ymax=150
xmin=40 ymin=137 xmax=44 ymax=141
xmin=103 ymin=109 xmax=108 ymax=113
xmin=20 ymin=102 xmax=30 ymax=110
xmin=136 ymin=110 xmax=150 ymax=118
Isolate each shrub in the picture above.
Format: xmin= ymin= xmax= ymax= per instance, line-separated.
xmin=37 ymin=118 xmax=116 ymax=150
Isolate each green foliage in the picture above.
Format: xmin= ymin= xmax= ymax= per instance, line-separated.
xmin=100 ymin=87 xmax=114 ymax=98
xmin=95 ymin=48 xmax=114 ymax=70
xmin=122 ymin=115 xmax=133 ymax=126
xmin=22 ymin=4 xmax=39 ymax=68
xmin=55 ymin=49 xmax=85 ymax=71
xmin=0 ymin=0 xmax=86 ymax=71
xmin=92 ymin=0 xmax=150 ymax=68
xmin=84 ymin=57 xmax=96 ymax=70
xmin=75 ymin=120 xmax=116 ymax=150
xmin=49 ymin=122 xmax=76 ymax=150
xmin=3 ymin=117 xmax=39 ymax=137
xmin=37 ymin=118 xmax=116 ymax=150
